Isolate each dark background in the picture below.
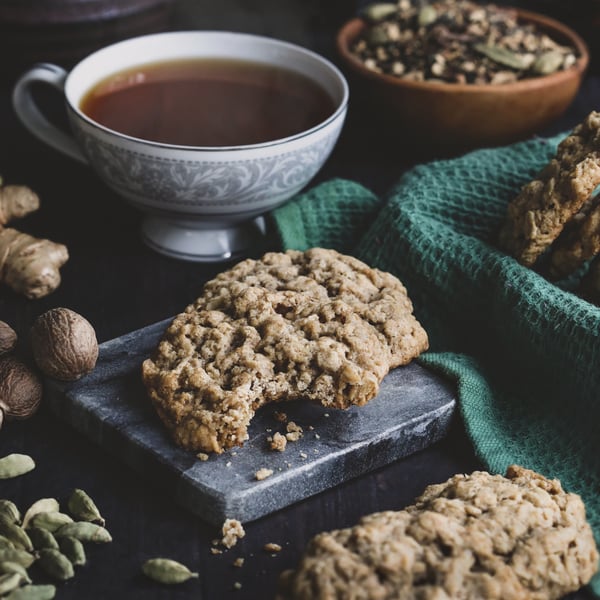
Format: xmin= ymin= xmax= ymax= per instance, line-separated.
xmin=0 ymin=1 xmax=598 ymax=598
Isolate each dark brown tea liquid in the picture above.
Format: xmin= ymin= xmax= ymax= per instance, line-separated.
xmin=79 ymin=58 xmax=336 ymax=146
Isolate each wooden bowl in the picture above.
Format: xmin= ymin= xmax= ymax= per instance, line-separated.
xmin=336 ymin=8 xmax=589 ymax=155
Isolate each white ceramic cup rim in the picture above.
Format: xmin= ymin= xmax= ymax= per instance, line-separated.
xmin=64 ymin=30 xmax=349 ymax=151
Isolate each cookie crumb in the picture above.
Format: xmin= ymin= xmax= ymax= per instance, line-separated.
xmin=285 ymin=421 xmax=303 ymax=442
xmin=299 ymin=452 xmax=308 ymax=459
xmin=255 ymin=468 xmax=274 ymax=481
xmin=197 ymin=452 xmax=209 ymax=461
xmin=210 ymin=547 xmax=223 ymax=555
xmin=221 ymin=518 xmax=246 ymax=549
xmin=264 ymin=543 xmax=282 ymax=553
xmin=314 ymin=433 xmax=320 ymax=440
xmin=269 ymin=432 xmax=287 ymax=452
xmin=233 ymin=582 xmax=242 ymax=590
xmin=233 ymin=557 xmax=245 ymax=568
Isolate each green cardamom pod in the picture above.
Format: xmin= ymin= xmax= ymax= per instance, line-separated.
xmin=364 ymin=26 xmax=389 ymax=46
xmin=28 ymin=512 xmax=73 ymax=533
xmin=360 ymin=3 xmax=398 ymax=23
xmin=418 ymin=5 xmax=437 ymax=27
xmin=0 ymin=501 xmax=21 ymax=524
xmin=0 ymin=572 xmax=23 ymax=595
xmin=0 ymin=549 xmax=35 ymax=568
xmin=0 ymin=455 xmax=35 ymax=480
xmin=57 ymin=536 xmax=85 ymax=567
xmin=22 ymin=499 xmax=60 ymax=530
xmin=37 ymin=549 xmax=74 ymax=582
xmin=474 ymin=43 xmax=533 ymax=70
xmin=0 ymin=516 xmax=33 ymax=552
xmin=28 ymin=528 xmax=58 ymax=551
xmin=67 ymin=489 xmax=105 ymax=526
xmin=5 ymin=584 xmax=56 ymax=600
xmin=0 ymin=561 xmax=32 ymax=583
xmin=0 ymin=534 xmax=15 ymax=549
xmin=142 ymin=558 xmax=199 ymax=584
xmin=55 ymin=521 xmax=111 ymax=543
xmin=532 ymin=50 xmax=564 ymax=75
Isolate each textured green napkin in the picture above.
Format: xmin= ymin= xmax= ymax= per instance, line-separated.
xmin=269 ymin=135 xmax=600 ymax=595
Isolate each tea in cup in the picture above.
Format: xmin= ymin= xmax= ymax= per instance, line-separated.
xmin=13 ymin=31 xmax=349 ymax=261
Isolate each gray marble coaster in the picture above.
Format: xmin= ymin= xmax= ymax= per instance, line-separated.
xmin=46 ymin=318 xmax=456 ymax=526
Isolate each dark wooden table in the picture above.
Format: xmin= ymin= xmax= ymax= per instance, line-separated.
xmin=0 ymin=1 xmax=596 ymax=598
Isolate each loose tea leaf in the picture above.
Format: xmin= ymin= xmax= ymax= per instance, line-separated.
xmin=22 ymin=499 xmax=59 ymax=530
xmin=142 ymin=558 xmax=199 ymax=585
xmin=67 ymin=489 xmax=104 ymax=526
xmin=351 ymin=0 xmax=579 ymax=84
xmin=0 ymin=455 xmax=35 ymax=480
xmin=5 ymin=584 xmax=56 ymax=600
xmin=37 ymin=549 xmax=74 ymax=582
xmin=55 ymin=522 xmax=111 ymax=543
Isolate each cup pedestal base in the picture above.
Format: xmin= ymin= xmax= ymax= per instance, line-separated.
xmin=140 ymin=216 xmax=267 ymax=262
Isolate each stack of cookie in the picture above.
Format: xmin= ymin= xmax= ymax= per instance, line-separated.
xmin=499 ymin=111 xmax=600 ymax=301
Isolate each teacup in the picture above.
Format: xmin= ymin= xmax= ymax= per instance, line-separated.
xmin=12 ymin=31 xmax=349 ymax=262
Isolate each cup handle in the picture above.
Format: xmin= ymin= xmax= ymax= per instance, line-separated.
xmin=12 ymin=63 xmax=88 ymax=165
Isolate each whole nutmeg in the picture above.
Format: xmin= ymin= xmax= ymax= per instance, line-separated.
xmin=0 ymin=321 xmax=17 ymax=356
xmin=0 ymin=355 xmax=43 ymax=429
xmin=30 ymin=308 xmax=98 ymax=381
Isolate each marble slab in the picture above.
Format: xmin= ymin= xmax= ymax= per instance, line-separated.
xmin=45 ymin=318 xmax=456 ymax=526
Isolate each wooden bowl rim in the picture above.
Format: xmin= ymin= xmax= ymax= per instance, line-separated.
xmin=336 ymin=6 xmax=590 ymax=94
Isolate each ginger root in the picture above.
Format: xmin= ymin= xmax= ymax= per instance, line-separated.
xmin=0 ymin=182 xmax=68 ymax=299
xmin=0 ymin=185 xmax=39 ymax=223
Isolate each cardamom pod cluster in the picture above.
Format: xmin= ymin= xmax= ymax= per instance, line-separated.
xmin=0 ymin=456 xmax=201 ymax=593
xmin=0 ymin=483 xmax=110 ymax=598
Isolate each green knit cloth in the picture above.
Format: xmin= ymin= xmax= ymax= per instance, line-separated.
xmin=270 ymin=136 xmax=600 ymax=595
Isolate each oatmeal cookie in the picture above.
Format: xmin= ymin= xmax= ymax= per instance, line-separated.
xmin=499 ymin=111 xmax=600 ymax=267
xmin=142 ymin=248 xmax=428 ymax=453
xmin=547 ymin=194 xmax=600 ymax=279
xmin=277 ymin=465 xmax=599 ymax=600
